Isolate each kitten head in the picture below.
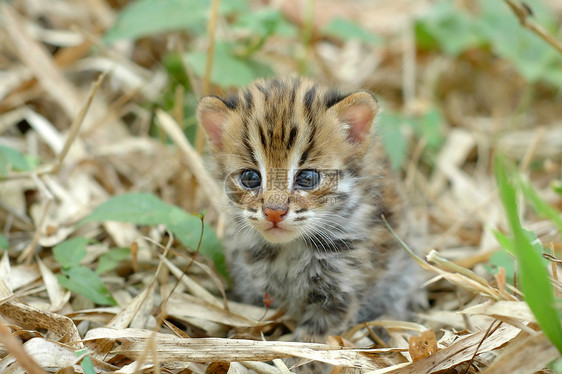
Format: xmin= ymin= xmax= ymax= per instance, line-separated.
xmin=197 ymin=78 xmax=378 ymax=244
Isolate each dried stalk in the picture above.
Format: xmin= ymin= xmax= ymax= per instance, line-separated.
xmin=504 ymin=0 xmax=562 ymax=55
xmin=195 ymin=0 xmax=222 ymax=154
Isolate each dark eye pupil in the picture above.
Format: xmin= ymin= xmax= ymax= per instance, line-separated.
xmin=240 ymin=169 xmax=261 ymax=189
xmin=296 ymin=170 xmax=319 ymax=189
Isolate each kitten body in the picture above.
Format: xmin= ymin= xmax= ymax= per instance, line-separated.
xmin=197 ymin=77 xmax=423 ymax=340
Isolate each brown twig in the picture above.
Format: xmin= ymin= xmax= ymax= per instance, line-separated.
xmin=364 ymin=322 xmax=387 ymax=348
xmin=159 ymin=214 xmax=206 ymax=313
xmin=155 ymin=109 xmax=227 ymax=209
xmin=17 ymin=199 xmax=51 ymax=264
xmin=504 ymin=0 xmax=562 ymax=55
xmin=461 ymin=320 xmax=502 ymax=374
xmin=543 ymin=251 xmax=562 ymax=264
xmin=0 ymin=322 xmax=46 ymax=374
xmin=194 ymin=0 xmax=222 ymax=154
xmin=202 ymin=0 xmax=221 ymax=97
xmin=547 ymin=243 xmax=560 ymax=297
xmin=53 ymin=71 xmax=107 ymax=174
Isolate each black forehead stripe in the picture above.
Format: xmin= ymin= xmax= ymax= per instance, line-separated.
xmin=241 ymin=126 xmax=257 ymax=164
xmin=290 ymin=79 xmax=300 ymax=103
xmin=299 ymin=128 xmax=315 ymax=165
xmin=280 ymin=117 xmax=286 ymax=143
xmin=243 ymin=137 xmax=257 ymax=164
xmin=221 ymin=94 xmax=239 ymax=110
xmin=304 ymin=85 xmax=317 ymax=114
xmin=244 ymin=89 xmax=253 ymax=110
xmin=256 ymin=84 xmax=269 ymax=101
xmin=299 ymin=142 xmax=311 ymax=165
xmin=287 ymin=125 xmax=298 ymax=150
xmin=265 ymin=110 xmax=274 ymax=128
xmin=324 ymin=90 xmax=348 ymax=108
xmin=270 ymin=78 xmax=283 ymax=90
xmin=259 ymin=125 xmax=267 ymax=149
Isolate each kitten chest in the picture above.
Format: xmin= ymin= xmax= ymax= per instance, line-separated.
xmin=242 ymin=242 xmax=365 ymax=314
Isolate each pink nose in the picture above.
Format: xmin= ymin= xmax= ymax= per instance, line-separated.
xmin=263 ymin=207 xmax=287 ymax=224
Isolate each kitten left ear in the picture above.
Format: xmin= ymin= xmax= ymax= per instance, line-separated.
xmin=329 ymin=91 xmax=379 ymax=145
xmin=196 ymin=96 xmax=230 ymax=149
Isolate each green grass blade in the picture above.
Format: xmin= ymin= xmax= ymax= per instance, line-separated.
xmin=495 ymin=155 xmax=562 ymax=354
xmin=0 ymin=234 xmax=8 ymax=250
xmin=75 ymin=348 xmax=96 ymax=374
xmin=518 ymin=176 xmax=562 ymax=233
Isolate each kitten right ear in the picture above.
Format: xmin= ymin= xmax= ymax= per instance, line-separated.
xmin=196 ymin=96 xmax=230 ymax=149
xmin=328 ymin=91 xmax=378 ymax=146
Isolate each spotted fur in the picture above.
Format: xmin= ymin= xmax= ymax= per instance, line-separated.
xmin=197 ymin=77 xmax=423 ymax=342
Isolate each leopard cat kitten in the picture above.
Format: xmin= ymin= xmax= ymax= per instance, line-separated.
xmin=197 ymin=77 xmax=423 ymax=341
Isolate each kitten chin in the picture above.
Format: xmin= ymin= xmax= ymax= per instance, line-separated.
xmin=250 ymin=214 xmax=302 ymax=243
xmin=259 ymin=225 xmax=299 ymax=243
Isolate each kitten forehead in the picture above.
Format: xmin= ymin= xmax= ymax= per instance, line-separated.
xmin=201 ymin=77 xmax=378 ymax=175
xmin=234 ymin=78 xmax=344 ymax=170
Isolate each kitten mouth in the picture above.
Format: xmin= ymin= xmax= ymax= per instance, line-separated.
xmin=266 ymin=222 xmax=285 ymax=231
xmin=266 ymin=226 xmax=285 ymax=232
xmin=262 ymin=224 xmax=298 ymax=243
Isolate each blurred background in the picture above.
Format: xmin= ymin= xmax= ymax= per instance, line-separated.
xmin=1 ymin=0 xmax=562 ymax=370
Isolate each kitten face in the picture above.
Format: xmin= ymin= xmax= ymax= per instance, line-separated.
xmin=223 ymin=166 xmax=345 ymax=243
xmin=197 ymin=78 xmax=378 ymax=244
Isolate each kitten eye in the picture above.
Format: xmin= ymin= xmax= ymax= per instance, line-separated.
xmin=240 ymin=169 xmax=261 ymax=189
xmin=295 ymin=170 xmax=320 ymax=190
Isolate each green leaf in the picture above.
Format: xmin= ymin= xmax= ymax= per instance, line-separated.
xmin=323 ymin=18 xmax=382 ymax=45
xmin=82 ymin=193 xmax=227 ymax=278
xmin=415 ymin=107 xmax=445 ymax=149
xmin=495 ymin=155 xmax=562 ymax=354
xmin=75 ymin=349 xmax=96 ymax=374
xmin=82 ymin=193 xmax=173 ymax=225
xmin=378 ymin=112 xmax=409 ymax=170
xmin=494 ymin=227 xmax=550 ymax=267
xmin=163 ymin=52 xmax=190 ymax=90
xmin=235 ymin=9 xmax=286 ymax=38
xmin=185 ymin=42 xmax=271 ymax=88
xmin=553 ymin=180 xmax=562 ymax=196
xmin=165 ymin=210 xmax=227 ymax=280
xmin=96 ymin=248 xmax=131 ymax=274
xmin=0 ymin=144 xmax=37 ymax=176
xmin=274 ymin=15 xmax=299 ymax=38
xmin=518 ymin=177 xmax=562 ymax=233
xmin=220 ymin=0 xmax=249 ymax=14
xmin=104 ymin=0 xmax=209 ymax=44
xmin=0 ymin=234 xmax=8 ymax=250
xmin=549 ymin=357 xmax=562 ymax=372
xmin=522 ymin=229 xmax=551 ymax=267
xmin=58 ymin=266 xmax=117 ymax=305
xmin=53 ymin=237 xmax=89 ymax=268
xmin=477 ymin=0 xmax=562 ymax=83
xmin=492 ymin=229 xmax=515 ymax=254
xmin=415 ymin=1 xmax=484 ymax=56
xmin=485 ymin=249 xmax=515 ymax=285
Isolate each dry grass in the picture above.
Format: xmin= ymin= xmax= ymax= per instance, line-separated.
xmin=0 ymin=0 xmax=561 ymax=373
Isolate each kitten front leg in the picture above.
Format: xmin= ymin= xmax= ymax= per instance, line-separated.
xmin=294 ymin=288 xmax=359 ymax=341
xmin=227 ymin=247 xmax=267 ymax=305
xmin=289 ymin=291 xmax=359 ymax=374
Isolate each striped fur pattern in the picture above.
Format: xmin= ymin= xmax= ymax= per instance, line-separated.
xmin=197 ymin=77 xmax=423 ymax=342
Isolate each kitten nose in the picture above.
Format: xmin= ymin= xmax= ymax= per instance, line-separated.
xmin=263 ymin=207 xmax=288 ymax=224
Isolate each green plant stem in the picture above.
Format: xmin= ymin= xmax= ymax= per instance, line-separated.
xmin=298 ymin=0 xmax=315 ymax=74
